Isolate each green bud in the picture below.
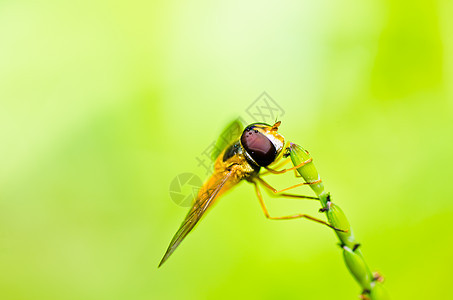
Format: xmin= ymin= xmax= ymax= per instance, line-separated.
xmin=289 ymin=143 xmax=324 ymax=195
xmin=342 ymin=246 xmax=373 ymax=290
xmin=326 ymin=202 xmax=356 ymax=247
xmin=325 ymin=201 xmax=350 ymax=230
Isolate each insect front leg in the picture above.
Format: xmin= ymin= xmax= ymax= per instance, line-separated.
xmin=259 ymin=156 xmax=292 ymax=176
xmin=264 ymin=157 xmax=313 ymax=175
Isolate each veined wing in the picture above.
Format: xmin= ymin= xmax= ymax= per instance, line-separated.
xmin=211 ymin=118 xmax=244 ymax=161
xmin=159 ymin=169 xmax=236 ymax=267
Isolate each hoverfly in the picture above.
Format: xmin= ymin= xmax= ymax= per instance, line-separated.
xmin=159 ymin=120 xmax=341 ymax=267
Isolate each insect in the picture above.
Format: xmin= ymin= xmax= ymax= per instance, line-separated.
xmin=159 ymin=120 xmax=342 ymax=267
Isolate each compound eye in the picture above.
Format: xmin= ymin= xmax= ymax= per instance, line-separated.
xmin=241 ymin=128 xmax=276 ymax=166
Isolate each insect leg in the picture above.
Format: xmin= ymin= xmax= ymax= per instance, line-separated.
xmin=256 ymin=176 xmax=322 ymax=194
xmin=264 ymin=157 xmax=313 ymax=175
xmin=251 ymin=180 xmax=346 ymax=232
xmin=267 ymin=192 xmax=318 ymax=200
xmin=260 ymin=157 xmax=291 ymax=176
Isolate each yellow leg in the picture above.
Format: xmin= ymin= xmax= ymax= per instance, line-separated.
xmin=260 ymin=156 xmax=291 ymax=176
xmin=256 ymin=176 xmax=322 ymax=194
xmin=267 ymin=192 xmax=318 ymax=200
xmin=251 ymin=180 xmax=346 ymax=232
xmin=254 ymin=178 xmax=318 ymax=200
xmin=265 ymin=157 xmax=313 ymax=175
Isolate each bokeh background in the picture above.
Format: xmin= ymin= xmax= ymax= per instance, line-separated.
xmin=1 ymin=0 xmax=452 ymax=299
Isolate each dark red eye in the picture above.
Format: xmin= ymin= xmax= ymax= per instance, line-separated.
xmin=241 ymin=127 xmax=276 ymax=166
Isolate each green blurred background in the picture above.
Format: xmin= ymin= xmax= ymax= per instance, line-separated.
xmin=1 ymin=0 xmax=452 ymax=299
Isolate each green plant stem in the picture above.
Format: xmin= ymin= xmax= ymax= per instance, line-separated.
xmin=289 ymin=143 xmax=389 ymax=300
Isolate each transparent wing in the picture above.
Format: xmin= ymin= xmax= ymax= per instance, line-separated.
xmin=159 ymin=170 xmax=235 ymax=267
xmin=211 ymin=118 xmax=244 ymax=161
